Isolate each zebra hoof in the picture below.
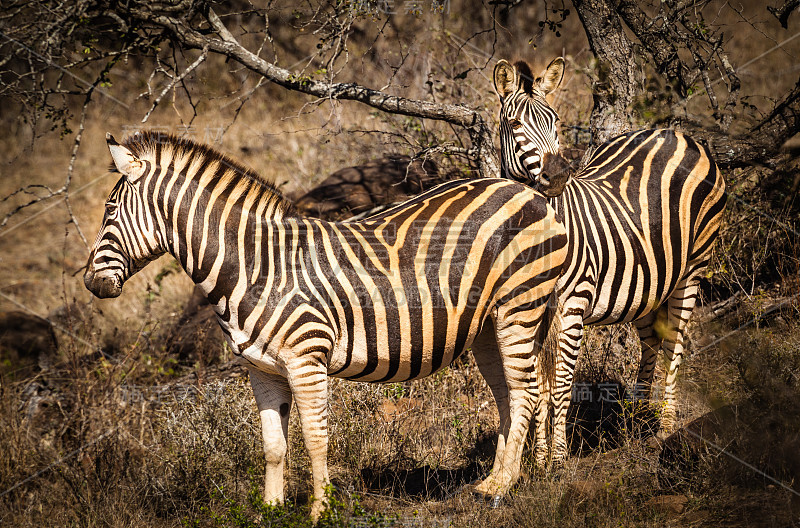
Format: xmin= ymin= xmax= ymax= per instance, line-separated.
xmin=471 ymin=478 xmax=507 ymax=505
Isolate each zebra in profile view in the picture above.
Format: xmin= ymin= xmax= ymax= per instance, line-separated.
xmin=84 ymin=131 xmax=568 ymax=515
xmin=493 ymin=57 xmax=727 ymax=466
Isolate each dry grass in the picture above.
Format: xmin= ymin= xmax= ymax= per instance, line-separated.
xmin=2 ymin=1 xmax=800 ymax=526
xmin=3 ymin=309 xmax=799 ymax=527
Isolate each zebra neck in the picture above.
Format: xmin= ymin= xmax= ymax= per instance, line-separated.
xmin=195 ymin=216 xmax=317 ymax=346
xmin=151 ymin=177 xmax=292 ymax=309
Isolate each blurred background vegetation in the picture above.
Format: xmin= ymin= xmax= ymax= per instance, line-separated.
xmin=0 ymin=0 xmax=799 ymax=526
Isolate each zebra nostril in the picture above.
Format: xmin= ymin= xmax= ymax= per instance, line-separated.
xmin=84 ymin=269 xmax=122 ymax=299
xmin=96 ymin=276 xmax=121 ymax=298
xmin=83 ymin=268 xmax=95 ymax=291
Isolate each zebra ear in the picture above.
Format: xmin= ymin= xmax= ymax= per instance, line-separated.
xmin=106 ymin=133 xmax=144 ymax=181
xmin=537 ymin=57 xmax=565 ymax=95
xmin=493 ymin=60 xmax=518 ymax=99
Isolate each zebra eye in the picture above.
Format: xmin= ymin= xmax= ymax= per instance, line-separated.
xmin=509 ymin=119 xmax=523 ymax=130
xmin=105 ymin=203 xmax=117 ymax=216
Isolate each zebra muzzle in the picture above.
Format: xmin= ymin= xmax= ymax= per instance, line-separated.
xmin=84 ymin=269 xmax=122 ymax=299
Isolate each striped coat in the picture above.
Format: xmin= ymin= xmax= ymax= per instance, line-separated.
xmin=84 ymin=132 xmax=568 ymax=514
xmin=494 ymin=58 xmax=727 ymax=466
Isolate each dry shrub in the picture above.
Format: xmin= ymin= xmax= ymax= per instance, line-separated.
xmin=153 ymin=378 xmax=264 ymax=516
xmin=712 ymin=165 xmax=800 ymax=299
xmin=653 ymin=316 xmax=800 ymax=525
xmin=3 ymin=309 xmax=798 ymax=527
xmin=706 ymin=322 xmax=800 ymax=486
xmin=327 ymin=354 xmax=497 ymax=499
xmin=0 ymin=367 xmax=160 ymax=525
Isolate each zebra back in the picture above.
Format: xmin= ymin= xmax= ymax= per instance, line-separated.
xmin=85 ymin=133 xmax=569 ymax=383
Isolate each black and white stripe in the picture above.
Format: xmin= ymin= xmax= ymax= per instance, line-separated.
xmin=495 ymin=58 xmax=564 ymax=189
xmin=494 ymin=58 xmax=727 ymax=466
xmin=84 ymin=132 xmax=568 ymax=514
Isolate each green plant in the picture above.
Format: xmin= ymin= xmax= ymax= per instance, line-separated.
xmin=187 ymin=480 xmax=398 ymax=528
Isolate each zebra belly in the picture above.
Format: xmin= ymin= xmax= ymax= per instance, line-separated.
xmin=326 ymin=308 xmax=483 ymax=383
xmin=328 ymin=342 xmax=470 ymax=383
xmin=566 ymin=259 xmax=683 ymax=327
xmin=233 ymin=338 xmax=286 ymax=376
xmin=226 ymin=307 xmax=479 ymax=383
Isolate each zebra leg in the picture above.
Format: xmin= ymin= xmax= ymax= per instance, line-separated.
xmin=470 ymin=320 xmax=511 ymax=489
xmin=533 ymin=366 xmax=550 ymax=470
xmin=659 ymin=274 xmax=702 ymax=435
xmin=286 ymin=355 xmax=330 ymax=519
xmin=633 ymin=311 xmax=663 ymax=401
xmin=473 ymin=321 xmax=539 ymax=497
xmin=551 ymin=308 xmax=587 ymax=466
xmin=249 ymin=369 xmax=293 ymax=505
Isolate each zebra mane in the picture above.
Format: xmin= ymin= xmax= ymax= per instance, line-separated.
xmin=512 ymin=60 xmax=535 ymax=94
xmin=118 ymin=131 xmax=296 ymax=216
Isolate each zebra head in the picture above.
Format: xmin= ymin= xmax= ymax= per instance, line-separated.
xmin=493 ymin=57 xmax=565 ymax=191
xmin=84 ymin=134 xmax=165 ymax=298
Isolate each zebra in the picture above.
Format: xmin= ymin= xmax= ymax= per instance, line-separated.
xmin=492 ymin=57 xmax=727 ymax=466
xmin=84 ymin=131 xmax=568 ymax=516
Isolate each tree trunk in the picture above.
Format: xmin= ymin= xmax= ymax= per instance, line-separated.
xmin=571 ymin=0 xmax=644 ymax=155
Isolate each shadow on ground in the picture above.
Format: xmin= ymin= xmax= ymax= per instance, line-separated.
xmin=357 ymin=383 xmax=663 ymax=500
xmin=566 ymin=380 xmax=660 ymax=455
xmin=359 ymin=433 xmax=495 ymax=499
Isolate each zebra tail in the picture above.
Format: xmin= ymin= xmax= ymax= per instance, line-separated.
xmin=534 ymin=289 xmax=561 ymax=399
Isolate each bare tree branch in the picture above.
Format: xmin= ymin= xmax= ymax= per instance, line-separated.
xmin=142 ymin=46 xmax=208 ymax=124
xmin=614 ymin=0 xmax=741 ymax=133
xmin=136 ymin=7 xmax=499 ymax=176
xmin=768 ymin=0 xmax=800 ymax=29
xmin=615 ymin=0 xmax=689 ymax=92
xmin=1 ymin=0 xmax=505 ymax=236
xmin=1 ymin=82 xmax=95 ymax=244
xmin=569 ymin=0 xmax=794 ymax=169
xmin=679 ymin=74 xmax=800 ymax=169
